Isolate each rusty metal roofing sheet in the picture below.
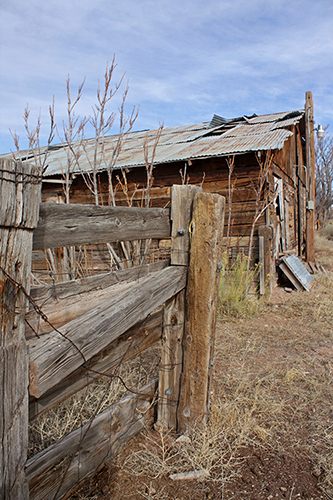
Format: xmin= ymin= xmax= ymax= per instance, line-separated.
xmin=1 ymin=109 xmax=304 ymax=176
xmin=248 ymin=110 xmax=304 ymax=124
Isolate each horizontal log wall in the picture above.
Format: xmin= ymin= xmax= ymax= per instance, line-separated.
xmin=41 ymin=153 xmax=265 ymax=240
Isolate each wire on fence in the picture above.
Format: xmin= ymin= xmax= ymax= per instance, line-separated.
xmin=0 ymin=168 xmax=43 ymax=185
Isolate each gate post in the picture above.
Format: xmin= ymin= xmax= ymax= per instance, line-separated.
xmin=157 ymin=185 xmax=201 ymax=431
xmin=177 ymin=192 xmax=225 ymax=431
xmin=0 ymin=159 xmax=41 ymax=499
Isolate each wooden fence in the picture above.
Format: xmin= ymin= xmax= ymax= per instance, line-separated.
xmin=0 ymin=158 xmax=225 ymax=500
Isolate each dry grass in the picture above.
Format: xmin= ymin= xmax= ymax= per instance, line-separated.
xmin=122 ymin=423 xmax=242 ymax=486
xmin=210 ymin=233 xmax=333 ymax=495
xmin=218 ymin=253 xmax=262 ymax=320
xmin=28 ymin=343 xmax=161 ymax=458
xmin=320 ymin=220 xmax=333 ymax=241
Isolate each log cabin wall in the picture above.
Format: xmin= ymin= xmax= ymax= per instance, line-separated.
xmin=40 ymin=152 xmax=264 ymax=270
xmin=41 ymin=144 xmax=299 ymax=273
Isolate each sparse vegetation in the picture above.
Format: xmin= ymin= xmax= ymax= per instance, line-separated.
xmin=320 ymin=220 xmax=333 ymax=241
xmin=28 ymin=344 xmax=161 ymax=458
xmin=218 ymin=252 xmax=261 ymax=319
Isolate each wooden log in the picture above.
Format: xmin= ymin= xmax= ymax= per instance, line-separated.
xmin=177 ymin=192 xmax=225 ymax=431
xmin=170 ymin=185 xmax=202 ymax=265
xmin=29 ymin=266 xmax=187 ymax=399
xmin=157 ymin=291 xmax=185 ymax=430
xmin=0 ymin=159 xmax=41 ymax=500
xmin=26 ymin=379 xmax=158 ymax=500
xmin=26 ymin=260 xmax=168 ymax=339
xmin=33 ymin=203 xmax=171 ymax=250
xmin=29 ymin=310 xmax=162 ymax=420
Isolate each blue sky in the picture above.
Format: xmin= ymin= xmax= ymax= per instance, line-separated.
xmin=0 ymin=0 xmax=332 ymax=154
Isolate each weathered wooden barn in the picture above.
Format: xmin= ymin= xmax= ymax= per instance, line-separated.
xmin=3 ymin=92 xmax=317 ymax=284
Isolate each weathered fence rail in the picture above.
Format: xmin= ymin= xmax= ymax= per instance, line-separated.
xmin=0 ymin=158 xmax=225 ymax=500
xmin=33 ymin=203 xmax=171 ymax=249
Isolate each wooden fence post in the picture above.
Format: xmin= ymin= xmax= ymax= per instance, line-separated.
xmin=0 ymin=159 xmax=41 ymax=499
xmin=157 ymin=185 xmax=201 ymax=430
xmin=305 ymin=91 xmax=316 ymax=263
xmin=258 ymin=225 xmax=273 ymax=295
xmin=177 ymin=192 xmax=225 ymax=431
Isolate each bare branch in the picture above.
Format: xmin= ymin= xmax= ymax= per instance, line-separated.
xmin=143 ymin=123 xmax=164 ymax=208
xmin=247 ymin=151 xmax=274 ymax=273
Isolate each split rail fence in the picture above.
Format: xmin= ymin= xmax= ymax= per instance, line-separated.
xmin=0 ymin=158 xmax=225 ymax=500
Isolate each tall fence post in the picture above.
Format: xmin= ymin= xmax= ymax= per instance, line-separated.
xmin=157 ymin=185 xmax=202 ymax=430
xmin=0 ymin=159 xmax=41 ymax=499
xmin=177 ymin=192 xmax=225 ymax=431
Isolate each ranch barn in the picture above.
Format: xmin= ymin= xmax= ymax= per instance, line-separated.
xmin=3 ymin=92 xmax=317 ymax=281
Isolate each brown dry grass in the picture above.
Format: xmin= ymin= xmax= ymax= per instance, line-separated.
xmin=28 ymin=343 xmax=161 ymax=458
xmin=209 ymin=232 xmax=333 ymax=496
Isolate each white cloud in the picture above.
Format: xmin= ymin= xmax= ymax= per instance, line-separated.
xmin=1 ymin=0 xmax=332 ymax=153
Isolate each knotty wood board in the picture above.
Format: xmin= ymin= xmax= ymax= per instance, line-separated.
xmin=26 ymin=379 xmax=158 ymax=500
xmin=33 ymin=203 xmax=171 ymax=250
xmin=29 ymin=311 xmax=162 ymax=420
xmin=26 ymin=280 xmax=134 ymax=338
xmin=28 ymin=266 xmax=187 ymax=399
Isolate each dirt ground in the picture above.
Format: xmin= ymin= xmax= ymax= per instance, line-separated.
xmin=67 ymin=234 xmax=333 ymax=500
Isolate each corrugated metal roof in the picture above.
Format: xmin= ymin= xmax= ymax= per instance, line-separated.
xmin=1 ymin=109 xmax=304 ymax=176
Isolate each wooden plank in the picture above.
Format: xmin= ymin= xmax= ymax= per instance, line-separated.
xmin=33 ymin=203 xmax=171 ymax=250
xmin=30 ymin=259 xmax=169 ymax=303
xmin=0 ymin=159 xmax=41 ymax=500
xmin=0 ymin=158 xmax=41 ymax=229
xmin=26 ymin=379 xmax=158 ymax=500
xmin=26 ymin=260 xmax=168 ymax=339
xmin=178 ymin=192 xmax=225 ymax=431
xmin=157 ymin=290 xmax=185 ymax=430
xmin=259 ymin=235 xmax=265 ymax=295
xmin=26 ymin=280 xmax=135 ymax=338
xmin=29 ymin=310 xmax=162 ymax=420
xmin=170 ymin=185 xmax=202 ymax=265
xmin=28 ymin=266 xmax=187 ymax=399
